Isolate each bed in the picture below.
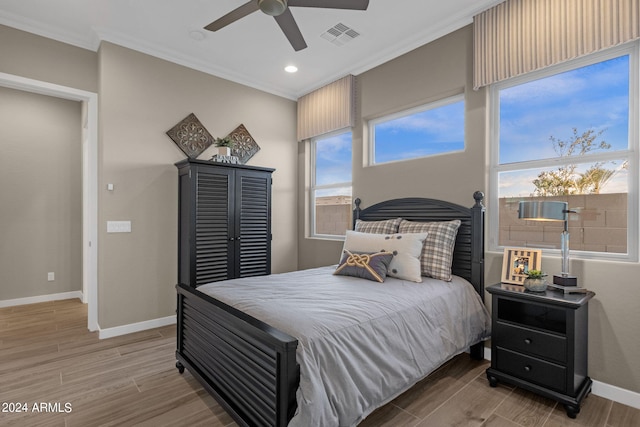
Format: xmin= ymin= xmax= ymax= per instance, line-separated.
xmin=175 ymin=192 xmax=490 ymax=427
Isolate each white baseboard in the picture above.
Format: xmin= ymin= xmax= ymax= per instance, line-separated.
xmin=0 ymin=291 xmax=83 ymax=308
xmin=592 ymin=380 xmax=640 ymax=410
xmin=483 ymin=345 xmax=492 ymax=361
xmin=482 ymin=346 xmax=640 ymax=410
xmin=98 ymin=315 xmax=176 ymax=339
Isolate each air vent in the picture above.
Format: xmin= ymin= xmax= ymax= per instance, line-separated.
xmin=320 ymin=23 xmax=360 ymax=46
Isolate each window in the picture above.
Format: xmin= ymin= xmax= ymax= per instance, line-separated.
xmin=490 ymin=44 xmax=638 ymax=260
xmin=369 ymin=94 xmax=465 ymax=165
xmin=310 ymin=130 xmax=352 ymax=238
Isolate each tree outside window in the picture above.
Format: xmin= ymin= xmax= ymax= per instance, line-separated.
xmin=531 ymin=128 xmax=627 ymax=197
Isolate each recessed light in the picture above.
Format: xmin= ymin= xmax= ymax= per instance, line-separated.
xmin=189 ymin=30 xmax=205 ymax=41
xmin=284 ymin=65 xmax=298 ymax=73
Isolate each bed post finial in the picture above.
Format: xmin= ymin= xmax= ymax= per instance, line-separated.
xmin=473 ymin=191 xmax=484 ymax=208
xmin=353 ymin=198 xmax=362 ymax=229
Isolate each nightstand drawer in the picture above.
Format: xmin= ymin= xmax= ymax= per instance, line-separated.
xmin=494 ymin=321 xmax=567 ymax=363
xmin=495 ymin=347 xmax=567 ymax=393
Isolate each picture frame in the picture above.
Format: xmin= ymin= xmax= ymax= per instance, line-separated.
xmin=501 ymin=247 xmax=542 ymax=285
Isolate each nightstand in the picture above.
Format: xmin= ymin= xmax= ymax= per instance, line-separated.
xmin=485 ymin=283 xmax=595 ymax=418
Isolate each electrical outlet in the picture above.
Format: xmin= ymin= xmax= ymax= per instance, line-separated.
xmin=48 ymin=272 xmax=55 ymax=281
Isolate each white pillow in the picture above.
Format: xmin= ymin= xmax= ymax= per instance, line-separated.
xmin=342 ymin=230 xmax=428 ymax=283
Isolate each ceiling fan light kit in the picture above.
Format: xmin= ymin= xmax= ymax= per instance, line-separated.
xmin=205 ymin=0 xmax=369 ymax=51
xmin=259 ymin=0 xmax=287 ymax=16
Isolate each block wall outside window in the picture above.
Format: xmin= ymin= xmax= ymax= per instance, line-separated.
xmin=499 ymin=194 xmax=627 ymax=253
xmin=315 ymin=196 xmax=352 ymax=236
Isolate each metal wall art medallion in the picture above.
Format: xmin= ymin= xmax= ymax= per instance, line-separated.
xmin=227 ymin=124 xmax=260 ymax=164
xmin=166 ymin=113 xmax=214 ymax=158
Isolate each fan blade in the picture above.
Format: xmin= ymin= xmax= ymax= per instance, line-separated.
xmin=204 ymin=1 xmax=260 ymax=32
xmin=274 ymin=9 xmax=307 ymax=51
xmin=287 ymin=0 xmax=369 ymax=10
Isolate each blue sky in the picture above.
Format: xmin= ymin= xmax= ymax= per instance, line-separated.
xmin=373 ymin=100 xmax=465 ymax=164
xmin=315 ymin=132 xmax=352 ymax=190
xmin=499 ymin=54 xmax=630 ymax=197
xmin=500 ymin=55 xmax=629 ymax=163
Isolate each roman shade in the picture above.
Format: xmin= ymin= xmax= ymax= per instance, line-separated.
xmin=297 ymin=75 xmax=355 ymax=141
xmin=473 ymin=0 xmax=640 ymax=90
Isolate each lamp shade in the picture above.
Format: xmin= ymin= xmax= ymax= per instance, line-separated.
xmin=518 ymin=201 xmax=567 ymax=221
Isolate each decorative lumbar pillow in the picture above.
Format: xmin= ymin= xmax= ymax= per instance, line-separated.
xmin=398 ymin=219 xmax=461 ymax=281
xmin=354 ymin=217 xmax=402 ymax=234
xmin=342 ymin=230 xmax=428 ymax=283
xmin=334 ymin=250 xmax=395 ymax=283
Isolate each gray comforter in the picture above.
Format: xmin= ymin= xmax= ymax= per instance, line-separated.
xmin=198 ymin=266 xmax=491 ymax=426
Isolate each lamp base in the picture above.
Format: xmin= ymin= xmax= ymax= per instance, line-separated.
xmin=553 ymin=274 xmax=577 ymax=287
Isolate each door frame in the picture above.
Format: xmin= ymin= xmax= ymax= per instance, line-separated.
xmin=0 ymin=72 xmax=99 ymax=331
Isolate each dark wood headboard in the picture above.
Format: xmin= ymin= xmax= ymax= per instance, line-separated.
xmin=352 ymin=192 xmax=485 ymax=300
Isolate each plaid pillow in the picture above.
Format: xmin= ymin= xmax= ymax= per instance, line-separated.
xmin=398 ymin=219 xmax=461 ymax=281
xmin=354 ymin=217 xmax=402 ymax=234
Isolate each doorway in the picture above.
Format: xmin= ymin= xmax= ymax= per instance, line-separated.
xmin=0 ymin=72 xmax=98 ymax=331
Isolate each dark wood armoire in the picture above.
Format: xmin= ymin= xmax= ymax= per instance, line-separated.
xmin=176 ymin=159 xmax=274 ymax=287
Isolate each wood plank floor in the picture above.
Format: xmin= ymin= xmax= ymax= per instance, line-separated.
xmin=1 ymin=299 xmax=638 ymax=427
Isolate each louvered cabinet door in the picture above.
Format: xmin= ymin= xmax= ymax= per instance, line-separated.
xmin=235 ymin=169 xmax=272 ymax=278
xmin=194 ymin=167 xmax=233 ymax=286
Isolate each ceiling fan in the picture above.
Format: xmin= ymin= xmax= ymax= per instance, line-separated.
xmin=204 ymin=0 xmax=370 ymax=51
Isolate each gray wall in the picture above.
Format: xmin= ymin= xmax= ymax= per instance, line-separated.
xmin=96 ymin=42 xmax=298 ymax=328
xmin=297 ymin=25 xmax=640 ymax=394
xmin=0 ymin=87 xmax=82 ymax=300
xmin=0 ymin=24 xmax=98 ymax=92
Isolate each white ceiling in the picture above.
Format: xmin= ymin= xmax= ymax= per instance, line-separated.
xmin=0 ymin=0 xmax=503 ymax=100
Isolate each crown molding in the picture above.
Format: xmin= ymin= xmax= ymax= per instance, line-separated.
xmin=0 ymin=10 xmax=99 ymax=51
xmin=95 ymin=27 xmax=299 ymax=100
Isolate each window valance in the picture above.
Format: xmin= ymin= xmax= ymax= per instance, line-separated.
xmin=297 ymin=75 xmax=355 ymax=141
xmin=474 ymin=0 xmax=640 ymax=89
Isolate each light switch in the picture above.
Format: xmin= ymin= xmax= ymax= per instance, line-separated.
xmin=107 ymin=221 xmax=132 ymax=233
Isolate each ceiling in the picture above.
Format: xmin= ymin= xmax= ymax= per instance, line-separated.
xmin=0 ymin=0 xmax=503 ymax=100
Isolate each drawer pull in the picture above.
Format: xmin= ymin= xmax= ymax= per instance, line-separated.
xmin=524 ymin=338 xmax=532 ymax=345
xmin=524 ymin=365 xmax=532 ymax=372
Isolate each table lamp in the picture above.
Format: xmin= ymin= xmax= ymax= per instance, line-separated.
xmin=518 ymin=200 xmax=577 ymax=287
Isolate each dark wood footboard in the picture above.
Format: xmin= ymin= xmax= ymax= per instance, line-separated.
xmin=176 ymin=283 xmax=299 ymax=427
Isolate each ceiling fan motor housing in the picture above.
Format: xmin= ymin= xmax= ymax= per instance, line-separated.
xmin=258 ymin=0 xmax=287 ymax=16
